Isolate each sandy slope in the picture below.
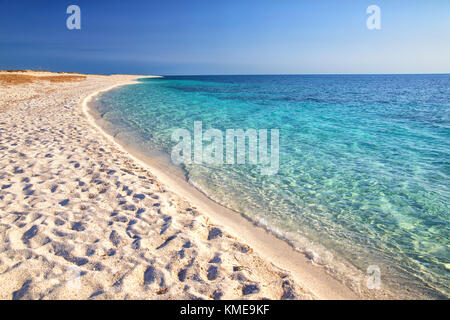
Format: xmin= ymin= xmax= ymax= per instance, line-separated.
xmin=0 ymin=72 xmax=315 ymax=300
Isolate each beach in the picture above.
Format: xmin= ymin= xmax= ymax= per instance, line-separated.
xmin=0 ymin=71 xmax=368 ymax=300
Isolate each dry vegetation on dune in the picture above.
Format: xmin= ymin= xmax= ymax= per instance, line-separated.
xmin=0 ymin=74 xmax=86 ymax=86
xmin=3 ymin=69 xmax=85 ymax=74
xmin=0 ymin=72 xmax=87 ymax=111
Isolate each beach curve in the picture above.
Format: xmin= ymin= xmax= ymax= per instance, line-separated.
xmin=0 ymin=72 xmax=317 ymax=299
xmin=82 ymin=75 xmax=370 ymax=300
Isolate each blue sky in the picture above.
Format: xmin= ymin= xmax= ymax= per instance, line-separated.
xmin=0 ymin=0 xmax=449 ymax=75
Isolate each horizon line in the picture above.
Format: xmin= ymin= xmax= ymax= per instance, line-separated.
xmin=2 ymin=69 xmax=449 ymax=77
xmin=156 ymin=72 xmax=450 ymax=77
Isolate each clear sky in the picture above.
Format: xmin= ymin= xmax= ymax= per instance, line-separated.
xmin=1 ymin=0 xmax=449 ymax=75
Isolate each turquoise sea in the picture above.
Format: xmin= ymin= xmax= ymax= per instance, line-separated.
xmin=91 ymin=75 xmax=449 ymax=299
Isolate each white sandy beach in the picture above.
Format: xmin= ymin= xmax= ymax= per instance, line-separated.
xmin=0 ymin=71 xmax=368 ymax=300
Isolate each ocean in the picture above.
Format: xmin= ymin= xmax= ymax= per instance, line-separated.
xmin=90 ymin=74 xmax=449 ymax=299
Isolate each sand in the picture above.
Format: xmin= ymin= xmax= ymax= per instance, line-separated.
xmin=0 ymin=71 xmax=361 ymax=300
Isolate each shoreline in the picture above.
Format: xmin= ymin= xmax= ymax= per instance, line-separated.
xmin=81 ymin=77 xmax=370 ymax=300
xmin=0 ymin=71 xmax=394 ymax=299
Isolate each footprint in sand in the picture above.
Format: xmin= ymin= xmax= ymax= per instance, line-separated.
xmin=71 ymin=222 xmax=85 ymax=232
xmin=109 ymin=230 xmax=122 ymax=247
xmin=207 ymin=266 xmax=218 ymax=281
xmin=207 ymin=227 xmax=222 ymax=240
xmin=144 ymin=265 xmax=166 ymax=288
xmin=242 ymin=284 xmax=260 ymax=295
xmin=281 ymin=280 xmax=298 ymax=300
xmin=12 ymin=279 xmax=32 ymax=300
xmin=21 ymin=225 xmax=38 ymax=244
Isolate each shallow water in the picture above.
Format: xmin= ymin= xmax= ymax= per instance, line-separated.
xmin=91 ymin=74 xmax=449 ymax=299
